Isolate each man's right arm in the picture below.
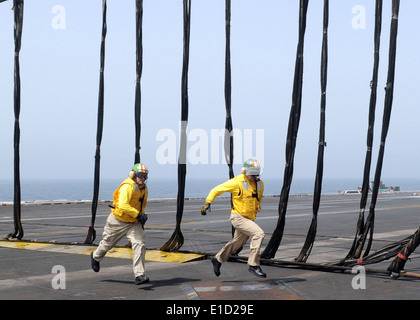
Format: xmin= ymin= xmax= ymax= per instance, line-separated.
xmin=206 ymin=179 xmax=240 ymax=204
xmin=201 ymin=179 xmax=240 ymax=215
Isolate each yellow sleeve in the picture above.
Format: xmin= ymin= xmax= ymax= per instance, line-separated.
xmin=118 ymin=184 xmax=139 ymax=218
xmin=205 ymin=179 xmax=240 ymax=204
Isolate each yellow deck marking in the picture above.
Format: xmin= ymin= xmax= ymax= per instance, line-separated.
xmin=0 ymin=240 xmax=205 ymax=263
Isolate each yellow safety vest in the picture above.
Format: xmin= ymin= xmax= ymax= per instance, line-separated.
xmin=111 ymin=177 xmax=148 ymax=223
xmin=206 ymin=174 xmax=264 ymax=220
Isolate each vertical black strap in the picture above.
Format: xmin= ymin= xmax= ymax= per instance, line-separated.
xmin=176 ymin=0 xmax=191 ymax=227
xmin=357 ymin=0 xmax=400 ymax=258
xmin=262 ymin=0 xmax=309 ymax=259
xmin=161 ymin=0 xmax=191 ymax=251
xmin=224 ymin=0 xmax=234 ymax=180
xmin=296 ymin=0 xmax=329 ymax=262
xmin=9 ymin=0 xmax=24 ymax=240
xmin=345 ymin=0 xmax=383 ymax=261
xmin=85 ymin=0 xmax=107 ymax=244
xmin=134 ymin=0 xmax=143 ymax=164
xmin=224 ymin=0 xmax=238 ymax=243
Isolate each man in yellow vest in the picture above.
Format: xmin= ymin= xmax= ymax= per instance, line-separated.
xmin=201 ymin=158 xmax=266 ymax=278
xmin=91 ymin=163 xmax=149 ymax=285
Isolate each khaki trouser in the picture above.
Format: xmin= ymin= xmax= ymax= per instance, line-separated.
xmin=215 ymin=213 xmax=265 ymax=266
xmin=92 ymin=213 xmax=146 ymax=277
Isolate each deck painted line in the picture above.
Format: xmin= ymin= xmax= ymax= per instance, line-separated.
xmin=0 ymin=240 xmax=205 ymax=264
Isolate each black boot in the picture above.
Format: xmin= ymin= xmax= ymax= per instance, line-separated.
xmin=135 ymin=275 xmax=150 ymax=285
xmin=90 ymin=252 xmax=100 ymax=272
xmin=211 ymin=257 xmax=222 ymax=277
xmin=248 ymin=265 xmax=266 ymax=278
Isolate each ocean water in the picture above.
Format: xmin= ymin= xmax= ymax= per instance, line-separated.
xmin=1 ymin=177 xmax=419 ymax=203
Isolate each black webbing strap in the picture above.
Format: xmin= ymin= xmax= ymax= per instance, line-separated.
xmin=345 ymin=0 xmax=383 ymax=261
xmin=161 ymin=0 xmax=191 ymax=251
xmin=351 ymin=0 xmax=400 ymax=259
xmin=295 ymin=0 xmax=329 ymax=262
xmin=262 ymin=0 xmax=309 ymax=259
xmin=224 ymin=0 xmax=234 ymax=180
xmin=388 ymin=227 xmax=420 ymax=274
xmin=134 ymin=0 xmax=143 ymax=164
xmin=85 ymin=0 xmax=107 ymax=244
xmin=9 ymin=0 xmax=24 ymax=240
xmin=224 ymin=0 xmax=238 ymax=244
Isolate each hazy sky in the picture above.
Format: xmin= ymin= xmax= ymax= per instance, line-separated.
xmin=1 ymin=0 xmax=419 ymax=185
